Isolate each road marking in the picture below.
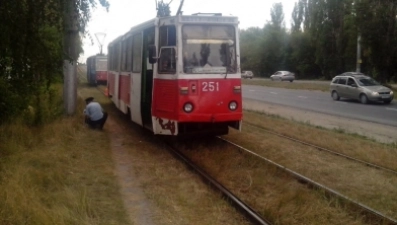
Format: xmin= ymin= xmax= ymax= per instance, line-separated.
xmin=270 ymin=92 xmax=277 ymax=94
xmin=249 ymin=89 xmax=255 ymax=92
xmin=298 ymin=96 xmax=308 ymax=99
xmin=386 ymin=107 xmax=397 ymax=112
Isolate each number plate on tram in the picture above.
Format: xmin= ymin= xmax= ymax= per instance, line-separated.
xmin=202 ymin=82 xmax=219 ymax=92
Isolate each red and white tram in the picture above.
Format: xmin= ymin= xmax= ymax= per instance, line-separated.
xmin=107 ymin=13 xmax=242 ymax=136
xmin=86 ymin=54 xmax=108 ymax=85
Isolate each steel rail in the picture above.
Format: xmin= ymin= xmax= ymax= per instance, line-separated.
xmin=219 ymin=137 xmax=397 ymax=225
xmin=244 ymin=121 xmax=397 ymax=176
xmin=162 ymin=139 xmax=272 ymax=225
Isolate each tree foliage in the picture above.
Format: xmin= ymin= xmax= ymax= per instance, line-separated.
xmin=0 ymin=0 xmax=109 ymax=124
xmin=240 ymin=0 xmax=397 ymax=82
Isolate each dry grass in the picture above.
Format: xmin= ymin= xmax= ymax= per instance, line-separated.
xmin=177 ymin=139 xmax=366 ymax=225
xmin=0 ymin=95 xmax=130 ymax=225
xmin=221 ymin=110 xmax=397 ymax=219
xmin=243 ymin=110 xmax=397 ymax=170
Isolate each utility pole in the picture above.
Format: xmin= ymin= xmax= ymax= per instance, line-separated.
xmin=356 ymin=0 xmax=362 ymax=73
xmin=63 ymin=0 xmax=78 ymax=115
xmin=356 ymin=35 xmax=362 ymax=73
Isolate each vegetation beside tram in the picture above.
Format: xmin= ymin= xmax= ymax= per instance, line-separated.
xmin=0 ymin=0 xmax=109 ymax=124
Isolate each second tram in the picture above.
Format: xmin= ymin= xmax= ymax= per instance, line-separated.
xmin=86 ymin=54 xmax=108 ymax=85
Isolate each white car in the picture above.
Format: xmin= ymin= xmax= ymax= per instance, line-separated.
xmin=270 ymin=71 xmax=295 ymax=82
xmin=242 ymin=71 xmax=253 ymax=79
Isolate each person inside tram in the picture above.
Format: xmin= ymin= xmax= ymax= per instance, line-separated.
xmin=159 ymin=48 xmax=176 ymax=73
xmin=161 ymin=58 xmax=170 ymax=72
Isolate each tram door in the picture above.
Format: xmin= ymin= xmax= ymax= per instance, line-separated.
xmin=141 ymin=27 xmax=155 ymax=130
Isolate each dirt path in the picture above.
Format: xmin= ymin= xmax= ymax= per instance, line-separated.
xmin=107 ymin=115 xmax=156 ymax=225
xmin=243 ymin=99 xmax=397 ymax=143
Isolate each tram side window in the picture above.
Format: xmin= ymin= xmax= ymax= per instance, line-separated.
xmin=159 ymin=26 xmax=176 ymax=74
xmin=109 ymin=46 xmax=114 ymax=70
xmin=107 ymin=47 xmax=110 ymax=70
xmin=159 ymin=48 xmax=176 ymax=74
xmin=126 ymin=36 xmax=133 ymax=71
xmin=145 ymin=28 xmax=155 ymax=70
xmin=116 ymin=43 xmax=121 ymax=71
xmin=121 ymin=40 xmax=128 ymax=72
xmin=132 ymin=33 xmax=142 ymax=72
xmin=159 ymin=26 xmax=176 ymax=48
xmin=110 ymin=47 xmax=114 ymax=70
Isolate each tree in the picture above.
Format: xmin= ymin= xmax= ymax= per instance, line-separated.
xmin=270 ymin=3 xmax=285 ymax=30
xmin=240 ymin=28 xmax=265 ymax=75
xmin=291 ymin=1 xmax=304 ymax=33
xmin=356 ymin=0 xmax=397 ymax=82
xmin=260 ymin=3 xmax=288 ymax=75
xmin=0 ymin=0 xmax=110 ymax=124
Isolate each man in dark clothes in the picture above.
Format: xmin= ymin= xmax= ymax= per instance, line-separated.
xmin=83 ymin=97 xmax=108 ymax=129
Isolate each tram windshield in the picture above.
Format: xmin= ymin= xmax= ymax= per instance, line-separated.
xmin=96 ymin=58 xmax=107 ymax=71
xmin=182 ymin=25 xmax=236 ymax=74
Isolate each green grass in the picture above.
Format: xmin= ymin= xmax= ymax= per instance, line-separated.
xmin=242 ymin=79 xmax=330 ymax=92
xmin=242 ymin=79 xmax=397 ymax=99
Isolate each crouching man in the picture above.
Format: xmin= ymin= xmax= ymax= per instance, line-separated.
xmin=84 ymin=97 xmax=108 ymax=130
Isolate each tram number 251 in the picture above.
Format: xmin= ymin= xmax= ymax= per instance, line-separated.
xmin=202 ymin=82 xmax=219 ymax=92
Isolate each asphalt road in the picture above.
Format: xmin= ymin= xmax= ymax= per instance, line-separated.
xmin=242 ymin=84 xmax=397 ymax=127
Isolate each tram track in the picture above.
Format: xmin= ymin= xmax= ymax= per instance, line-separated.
xmin=161 ymin=137 xmax=271 ymax=225
xmin=218 ymin=137 xmax=397 ymax=225
xmin=244 ymin=121 xmax=397 ymax=176
xmin=163 ymin=135 xmax=397 ymax=225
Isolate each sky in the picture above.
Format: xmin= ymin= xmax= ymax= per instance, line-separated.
xmin=81 ymin=0 xmax=297 ymax=63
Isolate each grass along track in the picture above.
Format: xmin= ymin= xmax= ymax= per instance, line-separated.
xmin=170 ymin=135 xmax=397 ymax=224
xmin=162 ymin=137 xmax=271 ymax=225
xmin=228 ymin=111 xmax=397 ymax=220
xmin=243 ymin=121 xmax=397 ymax=175
xmin=219 ymin=137 xmax=397 ymax=225
xmin=175 ymin=137 xmax=384 ymax=224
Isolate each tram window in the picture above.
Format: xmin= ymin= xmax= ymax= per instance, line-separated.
xmin=159 ymin=26 xmax=176 ymax=47
xmin=132 ymin=33 xmax=142 ymax=72
xmin=159 ymin=47 xmax=176 ymax=74
xmin=108 ymin=47 xmax=112 ymax=70
xmin=121 ymin=40 xmax=128 ymax=72
xmin=116 ymin=43 xmax=121 ymax=71
xmin=126 ymin=36 xmax=133 ymax=71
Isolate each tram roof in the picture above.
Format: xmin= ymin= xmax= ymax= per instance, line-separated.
xmin=108 ymin=14 xmax=239 ymax=47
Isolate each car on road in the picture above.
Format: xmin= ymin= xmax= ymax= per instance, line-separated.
xmin=270 ymin=71 xmax=295 ymax=82
xmin=330 ymin=72 xmax=394 ymax=104
xmin=242 ymin=71 xmax=253 ymax=79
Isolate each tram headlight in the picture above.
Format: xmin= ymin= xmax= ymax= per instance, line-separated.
xmin=229 ymin=101 xmax=238 ymax=111
xmin=183 ymin=103 xmax=194 ymax=113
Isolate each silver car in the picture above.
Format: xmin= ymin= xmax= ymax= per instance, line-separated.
xmin=242 ymin=71 xmax=253 ymax=79
xmin=270 ymin=71 xmax=295 ymax=82
xmin=330 ymin=72 xmax=394 ymax=104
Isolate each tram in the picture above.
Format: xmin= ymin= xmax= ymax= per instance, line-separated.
xmin=107 ymin=13 xmax=242 ymax=136
xmin=86 ymin=54 xmax=108 ymax=85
